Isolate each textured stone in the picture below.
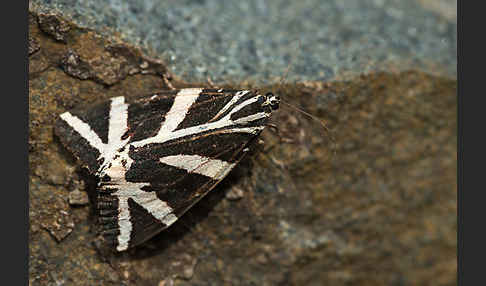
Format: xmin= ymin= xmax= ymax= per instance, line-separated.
xmin=29 ymin=36 xmax=40 ymax=55
xmin=30 ymin=0 xmax=456 ymax=84
xmin=38 ymin=13 xmax=71 ymax=42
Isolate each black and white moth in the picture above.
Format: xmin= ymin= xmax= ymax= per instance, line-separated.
xmin=55 ymin=88 xmax=280 ymax=251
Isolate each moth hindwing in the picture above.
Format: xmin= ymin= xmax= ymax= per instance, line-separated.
xmin=55 ymin=88 xmax=280 ymax=251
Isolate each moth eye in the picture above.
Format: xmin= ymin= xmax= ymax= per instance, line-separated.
xmin=121 ymin=131 xmax=130 ymax=140
xmin=101 ymin=175 xmax=111 ymax=182
xmin=257 ymin=95 xmax=265 ymax=104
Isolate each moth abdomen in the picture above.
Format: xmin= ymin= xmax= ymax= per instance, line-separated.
xmin=98 ymin=209 xmax=118 ymax=217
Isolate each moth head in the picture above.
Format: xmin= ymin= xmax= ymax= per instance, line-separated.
xmin=261 ymin=92 xmax=280 ymax=111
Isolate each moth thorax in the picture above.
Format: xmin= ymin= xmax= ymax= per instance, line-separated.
xmin=262 ymin=92 xmax=280 ymax=110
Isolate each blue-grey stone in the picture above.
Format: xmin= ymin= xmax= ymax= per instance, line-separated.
xmin=30 ymin=0 xmax=457 ymax=84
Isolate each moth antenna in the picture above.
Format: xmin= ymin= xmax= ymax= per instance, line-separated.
xmin=279 ymin=99 xmax=336 ymax=149
xmin=273 ymin=40 xmax=337 ymax=154
xmin=279 ymin=100 xmax=328 ymax=131
xmin=278 ymin=39 xmax=302 ymax=88
xmin=278 ymin=60 xmax=292 ymax=88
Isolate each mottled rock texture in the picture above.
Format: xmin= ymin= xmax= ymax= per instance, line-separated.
xmin=29 ymin=0 xmax=456 ymax=84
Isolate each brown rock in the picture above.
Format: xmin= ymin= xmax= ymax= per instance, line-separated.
xmin=37 ymin=13 xmax=71 ymax=42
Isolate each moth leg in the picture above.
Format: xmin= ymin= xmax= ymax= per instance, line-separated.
xmin=207 ymin=76 xmax=217 ymax=88
xmin=162 ymin=73 xmax=175 ymax=90
xmin=266 ymin=123 xmax=279 ymax=133
xmin=266 ymin=123 xmax=294 ymax=144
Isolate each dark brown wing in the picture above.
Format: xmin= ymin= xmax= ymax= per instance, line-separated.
xmin=56 ymin=88 xmax=276 ymax=251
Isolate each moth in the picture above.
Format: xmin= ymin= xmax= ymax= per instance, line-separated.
xmin=55 ymin=88 xmax=280 ymax=251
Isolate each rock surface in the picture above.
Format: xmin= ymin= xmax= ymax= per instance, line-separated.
xmin=29 ymin=2 xmax=456 ymax=285
xmin=29 ymin=0 xmax=456 ymax=84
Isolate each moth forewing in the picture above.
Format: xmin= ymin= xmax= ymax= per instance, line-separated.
xmin=55 ymin=88 xmax=280 ymax=251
